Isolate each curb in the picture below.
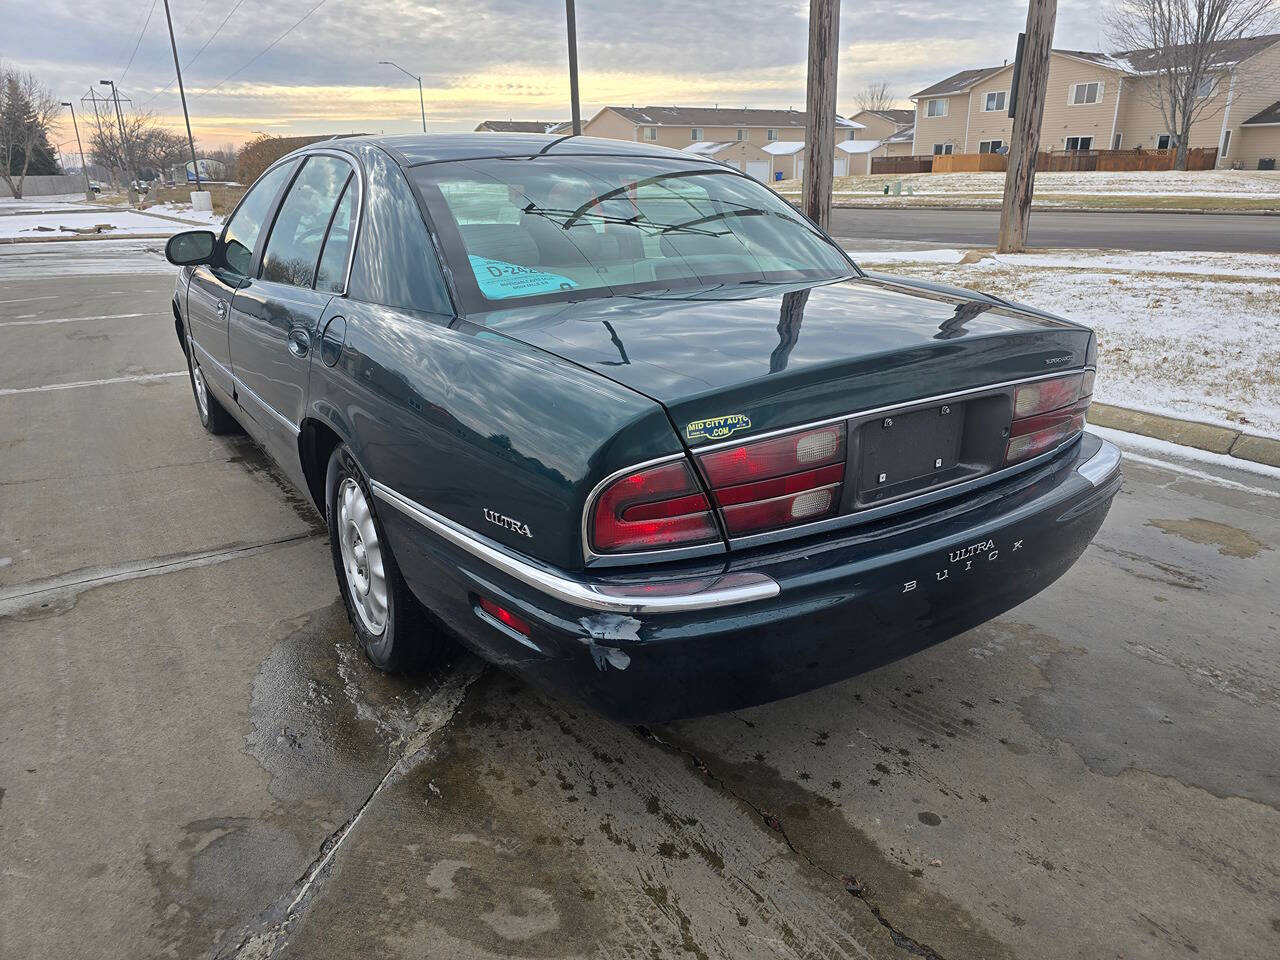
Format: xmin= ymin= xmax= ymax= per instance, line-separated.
xmin=1089 ymin=403 xmax=1280 ymax=468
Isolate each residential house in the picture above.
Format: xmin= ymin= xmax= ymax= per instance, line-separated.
xmin=847 ymin=108 xmax=914 ymax=141
xmin=682 ymin=140 xmax=773 ymax=181
xmin=581 ymin=106 xmax=863 ymax=151
xmin=910 ymin=34 xmax=1280 ymax=168
xmin=474 ymin=120 xmax=567 ymax=133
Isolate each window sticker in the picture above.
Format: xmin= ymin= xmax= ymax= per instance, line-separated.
xmin=468 ymin=255 xmax=579 ymax=299
xmin=686 ymin=413 xmax=752 ymax=442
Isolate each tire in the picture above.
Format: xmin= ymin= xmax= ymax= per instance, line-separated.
xmin=326 ymin=444 xmax=450 ymax=671
xmin=186 ymin=340 xmax=239 ymax=435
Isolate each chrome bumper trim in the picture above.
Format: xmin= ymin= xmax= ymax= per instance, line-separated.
xmin=369 ymin=480 xmax=780 ymax=614
xmin=1078 ymin=436 xmax=1122 ymax=487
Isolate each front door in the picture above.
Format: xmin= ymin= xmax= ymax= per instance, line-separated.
xmin=185 ymin=160 xmax=297 ymax=399
xmin=227 ymin=153 xmax=359 ymax=474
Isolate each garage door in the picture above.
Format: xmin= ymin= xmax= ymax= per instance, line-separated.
xmin=833 ymin=155 xmax=848 ymax=177
xmin=746 ymin=161 xmax=771 ymax=182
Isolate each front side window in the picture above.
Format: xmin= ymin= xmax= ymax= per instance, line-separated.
xmin=1071 ymin=82 xmax=1102 ymax=105
xmin=221 ymin=161 xmax=296 ymax=276
xmin=984 ymin=91 xmax=1007 ymax=112
xmin=260 ymin=155 xmax=353 ymax=287
xmin=926 ymin=99 xmax=948 ymax=117
xmin=412 ymin=155 xmax=853 ymax=311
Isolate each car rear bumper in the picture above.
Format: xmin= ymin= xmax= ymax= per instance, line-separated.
xmin=378 ymin=433 xmax=1121 ymax=722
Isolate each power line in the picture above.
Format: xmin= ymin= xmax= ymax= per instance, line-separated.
xmin=137 ymin=0 xmax=248 ymax=109
xmin=120 ymin=0 xmax=161 ymax=84
xmin=192 ymin=0 xmax=332 ymax=101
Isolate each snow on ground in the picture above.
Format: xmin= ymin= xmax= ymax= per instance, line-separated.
xmin=779 ymin=169 xmax=1280 ymax=198
xmin=0 ymin=210 xmax=199 ymax=239
xmin=0 ymin=193 xmax=98 ymax=214
xmin=142 ymin=201 xmax=224 ymax=228
xmin=0 ymin=239 xmax=173 ymax=279
xmin=844 ymin=246 xmax=1280 ymax=438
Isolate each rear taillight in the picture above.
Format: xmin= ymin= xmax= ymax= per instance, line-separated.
xmin=1005 ymin=372 xmax=1092 ymax=465
xmin=698 ymin=424 xmax=847 ymax=536
xmin=590 ymin=460 xmax=718 ymax=554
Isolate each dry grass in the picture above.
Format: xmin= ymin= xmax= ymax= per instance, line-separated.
xmin=144 ymin=184 xmax=247 ymax=216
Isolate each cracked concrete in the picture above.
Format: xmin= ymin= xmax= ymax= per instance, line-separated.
xmin=5 ymin=239 xmax=1280 ymax=960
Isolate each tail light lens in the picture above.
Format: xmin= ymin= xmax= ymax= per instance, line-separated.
xmin=590 ymin=460 xmax=718 ymax=554
xmin=698 ymin=424 xmax=847 ymax=536
xmin=1005 ymin=372 xmax=1092 ymax=465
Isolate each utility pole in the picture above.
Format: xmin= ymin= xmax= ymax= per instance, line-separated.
xmin=100 ymin=80 xmax=137 ymax=205
xmin=565 ymin=0 xmax=581 ymax=135
xmin=378 ymin=61 xmax=426 ymax=132
xmin=801 ymin=0 xmax=840 ymax=230
xmin=161 ymin=0 xmax=202 ymax=192
xmin=997 ymin=0 xmax=1057 ymax=253
xmin=60 ymin=101 xmax=94 ymax=200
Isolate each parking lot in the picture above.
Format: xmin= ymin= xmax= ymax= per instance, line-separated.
xmin=2 ymin=238 xmax=1279 ymax=959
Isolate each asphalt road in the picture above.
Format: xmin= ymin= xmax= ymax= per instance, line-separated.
xmin=829 ymin=207 xmax=1280 ymax=253
xmin=3 ymin=239 xmax=1279 ymax=959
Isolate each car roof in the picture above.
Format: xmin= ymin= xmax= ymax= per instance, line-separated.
xmin=343 ymin=133 xmax=712 ymax=167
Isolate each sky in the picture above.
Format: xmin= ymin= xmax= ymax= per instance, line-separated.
xmin=14 ymin=0 xmax=1117 ymax=155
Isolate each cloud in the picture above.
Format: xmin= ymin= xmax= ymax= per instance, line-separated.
xmin=23 ymin=0 xmax=1117 ymax=148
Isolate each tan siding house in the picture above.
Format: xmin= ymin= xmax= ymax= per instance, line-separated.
xmin=581 ymin=106 xmax=862 ymax=153
xmin=911 ymin=34 xmax=1280 ymax=166
xmin=847 ymin=109 xmax=914 ymax=141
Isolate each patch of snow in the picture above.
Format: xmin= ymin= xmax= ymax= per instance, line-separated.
xmin=143 ymin=201 xmax=224 ymax=227
xmin=842 ymin=245 xmax=1280 ymax=438
xmin=778 ymin=169 xmax=1280 ymax=198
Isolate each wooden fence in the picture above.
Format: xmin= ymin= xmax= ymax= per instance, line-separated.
xmin=869 ymin=155 xmax=934 ymax=175
xmin=932 ymin=153 xmax=1008 ymax=173
xmin=1035 ymin=147 xmax=1218 ymax=172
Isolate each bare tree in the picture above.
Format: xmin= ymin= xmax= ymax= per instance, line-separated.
xmin=87 ymin=108 xmax=186 ymax=182
xmin=853 ymin=81 xmax=897 ymax=113
xmin=1106 ymin=0 xmax=1278 ymax=168
xmin=0 ymin=63 xmax=61 ymax=198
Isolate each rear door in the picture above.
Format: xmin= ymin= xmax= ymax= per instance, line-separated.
xmin=186 ymin=160 xmax=297 ymax=398
xmin=226 ymin=153 xmax=358 ymax=471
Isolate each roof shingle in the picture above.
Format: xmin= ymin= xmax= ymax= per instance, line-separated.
xmin=1242 ymin=100 xmax=1280 ymax=125
xmin=602 ymin=105 xmax=860 ymax=129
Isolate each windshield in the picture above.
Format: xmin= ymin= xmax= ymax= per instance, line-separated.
xmin=411 ymin=155 xmax=854 ymax=311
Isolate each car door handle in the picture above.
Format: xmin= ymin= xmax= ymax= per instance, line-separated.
xmin=215 ymin=299 xmax=228 ymax=320
xmin=287 ymin=328 xmax=311 ymax=358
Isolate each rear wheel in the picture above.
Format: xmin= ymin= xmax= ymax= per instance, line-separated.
xmin=186 ymin=341 xmax=238 ymax=434
xmin=326 ymin=444 xmax=450 ymax=671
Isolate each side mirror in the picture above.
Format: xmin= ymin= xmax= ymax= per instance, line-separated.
xmin=165 ymin=230 xmax=217 ymax=267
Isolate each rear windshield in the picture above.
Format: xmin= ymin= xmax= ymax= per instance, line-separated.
xmin=410 ymin=155 xmax=854 ymax=311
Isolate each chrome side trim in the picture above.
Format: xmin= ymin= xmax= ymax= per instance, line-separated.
xmin=369 ymin=480 xmax=779 ymax=614
xmin=191 ymin=339 xmax=301 ymax=437
xmin=1077 ymin=436 xmax=1122 ymax=487
xmin=692 ymin=368 xmax=1095 ymax=453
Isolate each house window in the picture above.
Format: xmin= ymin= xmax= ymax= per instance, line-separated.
xmin=1069 ymin=82 xmax=1102 ymax=105
xmin=766 ymin=128 xmax=778 ymax=140
xmin=1112 ymin=133 xmax=1123 ymax=149
xmin=983 ymin=91 xmax=1007 ymax=112
xmin=642 ymin=127 xmax=656 ymax=141
xmin=978 ymin=140 xmax=1004 ymax=154
xmin=1064 ymin=136 xmax=1093 ymax=151
xmin=1156 ymin=133 xmax=1172 ymax=150
xmin=926 ymin=99 xmax=948 ymax=118
xmin=848 ymin=130 xmax=857 ymax=140
xmin=1221 ymin=129 xmax=1231 ymax=156
xmin=1196 ymin=76 xmax=1216 ymax=98
xmin=736 ymin=128 xmax=746 ymax=141
xmin=932 ymin=143 xmax=954 ymax=155
xmin=690 ymin=128 xmax=703 ymax=141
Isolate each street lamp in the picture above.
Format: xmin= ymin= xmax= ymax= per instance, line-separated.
xmin=99 ymin=79 xmax=137 ymax=204
xmin=60 ymin=101 xmax=94 ymax=201
xmin=378 ymin=61 xmax=426 ymax=133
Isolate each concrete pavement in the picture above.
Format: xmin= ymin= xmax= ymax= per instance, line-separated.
xmin=830 ymin=207 xmax=1280 ymax=252
xmin=2 ymin=241 xmax=1279 ymax=959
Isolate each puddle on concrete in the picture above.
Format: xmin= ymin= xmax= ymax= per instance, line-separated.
xmin=1147 ymin=518 xmax=1268 ymax=559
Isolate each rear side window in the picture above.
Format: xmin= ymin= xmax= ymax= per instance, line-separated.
xmin=222 ymin=161 xmax=296 ymax=276
xmin=261 ymin=155 xmax=353 ymax=287
xmin=315 ymin=178 xmax=356 ymax=293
